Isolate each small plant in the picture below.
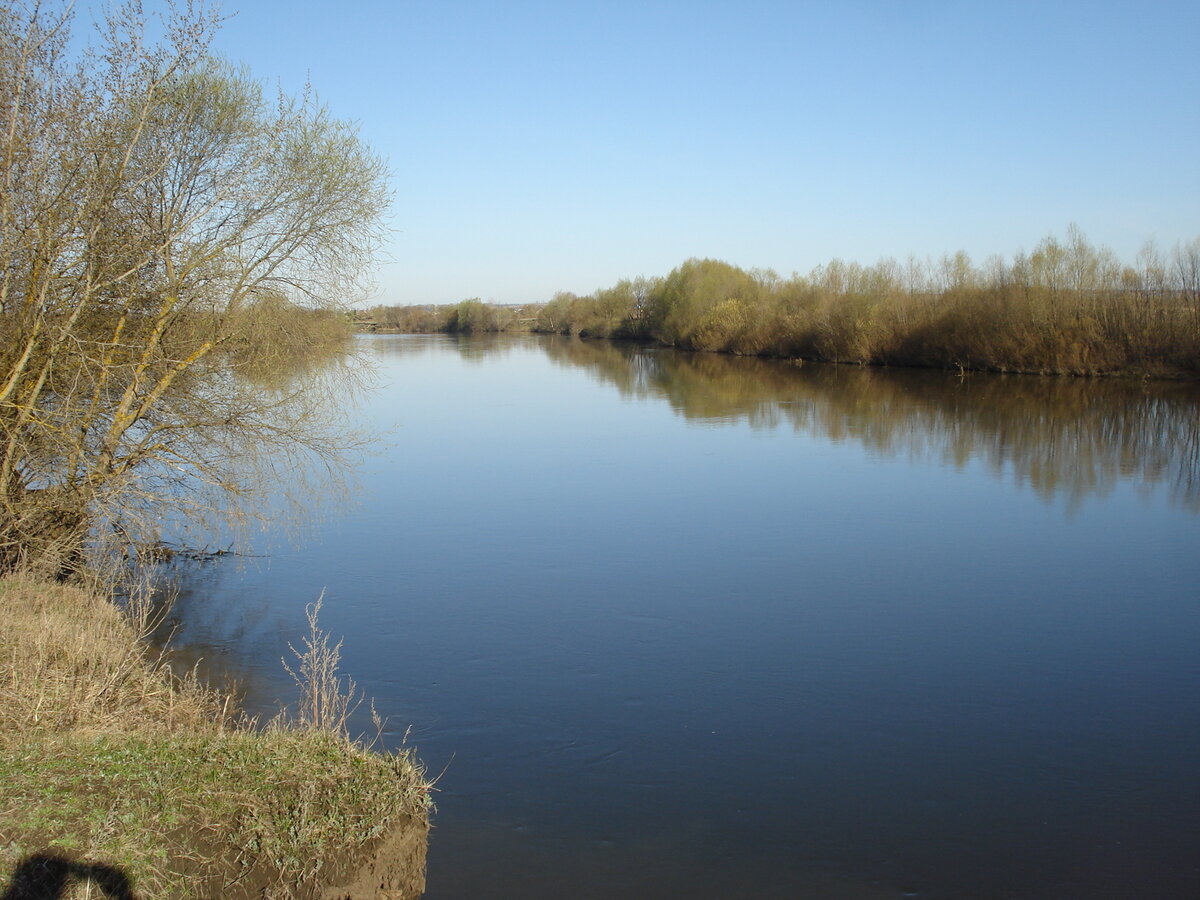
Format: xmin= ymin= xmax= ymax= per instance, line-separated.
xmin=281 ymin=593 xmax=364 ymax=741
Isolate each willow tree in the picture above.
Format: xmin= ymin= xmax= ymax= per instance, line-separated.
xmin=0 ymin=1 xmax=390 ymax=574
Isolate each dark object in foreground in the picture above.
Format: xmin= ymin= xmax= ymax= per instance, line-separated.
xmin=1 ymin=852 xmax=137 ymax=900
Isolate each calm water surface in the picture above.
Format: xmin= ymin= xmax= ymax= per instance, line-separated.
xmin=167 ymin=334 xmax=1200 ymax=899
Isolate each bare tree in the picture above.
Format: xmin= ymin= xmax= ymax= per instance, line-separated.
xmin=0 ymin=1 xmax=391 ymax=575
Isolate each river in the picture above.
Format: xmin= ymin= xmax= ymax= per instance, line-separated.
xmin=163 ymin=333 xmax=1200 ymax=899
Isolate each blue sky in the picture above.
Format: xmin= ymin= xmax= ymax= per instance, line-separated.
xmin=205 ymin=0 xmax=1198 ymax=305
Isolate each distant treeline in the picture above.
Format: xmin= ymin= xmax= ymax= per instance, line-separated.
xmin=358 ymin=299 xmax=541 ymax=335
xmin=363 ymin=228 xmax=1200 ymax=377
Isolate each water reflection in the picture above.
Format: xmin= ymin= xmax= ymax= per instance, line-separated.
xmin=159 ymin=334 xmax=1200 ymax=900
xmin=535 ymin=337 xmax=1200 ymax=510
xmin=366 ymin=331 xmax=531 ymax=362
xmin=137 ymin=563 xmax=284 ymax=719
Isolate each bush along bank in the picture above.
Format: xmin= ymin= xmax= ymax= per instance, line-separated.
xmin=365 ymin=228 xmax=1200 ymax=379
xmin=0 ymin=575 xmax=430 ymax=900
xmin=540 ymin=230 xmax=1200 ymax=378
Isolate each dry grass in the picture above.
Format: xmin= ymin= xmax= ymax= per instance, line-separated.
xmin=280 ymin=593 xmax=364 ymax=738
xmin=0 ymin=575 xmax=225 ymax=736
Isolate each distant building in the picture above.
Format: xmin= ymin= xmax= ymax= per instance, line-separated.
xmin=352 ymin=312 xmax=379 ymax=333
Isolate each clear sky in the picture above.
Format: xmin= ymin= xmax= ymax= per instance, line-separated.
xmin=202 ymin=0 xmax=1198 ymax=305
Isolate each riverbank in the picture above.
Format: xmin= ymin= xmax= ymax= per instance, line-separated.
xmin=360 ymin=230 xmax=1200 ymax=379
xmin=0 ymin=574 xmax=429 ymax=899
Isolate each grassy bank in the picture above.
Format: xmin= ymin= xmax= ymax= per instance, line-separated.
xmin=0 ymin=575 xmax=429 ymax=900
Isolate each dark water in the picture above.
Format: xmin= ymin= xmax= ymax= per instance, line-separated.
xmin=165 ymin=334 xmax=1200 ymax=899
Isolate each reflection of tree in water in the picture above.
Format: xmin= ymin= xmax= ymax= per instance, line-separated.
xmin=449 ymin=333 xmax=540 ymax=363
xmin=541 ymin=337 xmax=1200 ymax=511
xmin=366 ymin=332 xmax=536 ymax=364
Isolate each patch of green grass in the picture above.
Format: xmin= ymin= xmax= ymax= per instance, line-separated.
xmin=1 ymin=720 xmax=427 ymax=899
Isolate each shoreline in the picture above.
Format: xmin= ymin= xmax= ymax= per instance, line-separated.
xmin=355 ymin=326 xmax=1200 ymax=381
xmin=0 ymin=574 xmax=429 ymax=900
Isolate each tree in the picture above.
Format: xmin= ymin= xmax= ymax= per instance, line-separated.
xmin=644 ymin=258 xmax=761 ymax=347
xmin=0 ymin=1 xmax=391 ymax=575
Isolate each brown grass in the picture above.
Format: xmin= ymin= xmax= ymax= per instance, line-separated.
xmin=280 ymin=593 xmax=364 ymax=738
xmin=0 ymin=575 xmax=225 ymax=736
